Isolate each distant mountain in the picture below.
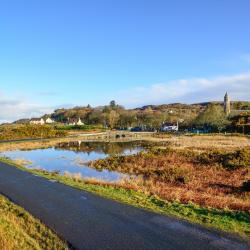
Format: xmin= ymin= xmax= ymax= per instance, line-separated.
xmin=137 ymin=101 xmax=250 ymax=111
xmin=13 ymin=119 xmax=30 ymax=124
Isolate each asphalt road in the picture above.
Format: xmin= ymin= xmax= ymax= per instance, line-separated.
xmin=0 ymin=162 xmax=249 ymax=250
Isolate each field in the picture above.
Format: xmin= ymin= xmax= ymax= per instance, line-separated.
xmin=151 ymin=133 xmax=250 ymax=149
xmin=0 ymin=195 xmax=67 ymax=250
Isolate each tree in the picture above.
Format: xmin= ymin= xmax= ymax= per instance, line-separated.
xmin=108 ymin=100 xmax=124 ymax=111
xmin=108 ymin=110 xmax=120 ymax=129
xmin=194 ymin=104 xmax=230 ymax=132
xmin=118 ymin=110 xmax=137 ymax=128
xmin=86 ymin=110 xmax=103 ymax=124
xmin=110 ymin=100 xmax=116 ymax=109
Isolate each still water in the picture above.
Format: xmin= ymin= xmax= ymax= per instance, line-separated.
xmin=2 ymin=141 xmax=148 ymax=182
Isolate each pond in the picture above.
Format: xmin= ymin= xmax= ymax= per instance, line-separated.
xmin=1 ymin=141 xmax=150 ymax=182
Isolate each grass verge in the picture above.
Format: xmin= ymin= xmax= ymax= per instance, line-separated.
xmin=0 ymin=157 xmax=249 ymax=239
xmin=0 ymin=194 xmax=67 ymax=250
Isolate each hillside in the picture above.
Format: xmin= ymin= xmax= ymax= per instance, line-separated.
xmin=12 ymin=100 xmax=250 ymax=130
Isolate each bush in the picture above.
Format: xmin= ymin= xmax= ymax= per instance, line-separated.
xmin=0 ymin=125 xmax=67 ymax=140
xmin=151 ymin=166 xmax=188 ymax=183
xmin=222 ymin=150 xmax=250 ymax=169
xmin=197 ymin=149 xmax=250 ymax=169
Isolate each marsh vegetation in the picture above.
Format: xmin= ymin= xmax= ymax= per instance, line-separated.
xmin=0 ymin=135 xmax=249 ymax=237
xmin=91 ymin=148 xmax=250 ymax=211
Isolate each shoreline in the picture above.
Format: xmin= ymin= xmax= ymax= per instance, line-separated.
xmin=0 ymin=132 xmax=249 ymax=152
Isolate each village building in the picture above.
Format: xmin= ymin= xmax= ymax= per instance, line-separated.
xmin=223 ymin=92 xmax=250 ymax=134
xmin=45 ymin=117 xmax=55 ymax=124
xmin=67 ymin=118 xmax=77 ymax=125
xmin=77 ymin=118 xmax=84 ymax=125
xmin=30 ymin=118 xmax=45 ymax=125
xmin=67 ymin=118 xmax=84 ymax=126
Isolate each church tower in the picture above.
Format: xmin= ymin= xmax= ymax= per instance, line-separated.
xmin=224 ymin=92 xmax=231 ymax=116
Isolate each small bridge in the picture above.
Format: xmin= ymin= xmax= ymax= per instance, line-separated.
xmin=74 ymin=131 xmax=155 ymax=140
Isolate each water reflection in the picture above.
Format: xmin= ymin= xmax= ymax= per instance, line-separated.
xmin=55 ymin=140 xmax=146 ymax=155
xmin=2 ymin=140 xmax=149 ymax=182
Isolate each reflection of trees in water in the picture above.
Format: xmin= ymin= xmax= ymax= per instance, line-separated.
xmin=55 ymin=141 xmax=153 ymax=155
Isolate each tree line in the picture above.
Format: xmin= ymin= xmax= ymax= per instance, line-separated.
xmin=49 ymin=100 xmax=249 ymax=133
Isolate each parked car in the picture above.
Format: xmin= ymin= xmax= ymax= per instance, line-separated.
xmin=130 ymin=127 xmax=143 ymax=132
xmin=161 ymin=122 xmax=178 ymax=132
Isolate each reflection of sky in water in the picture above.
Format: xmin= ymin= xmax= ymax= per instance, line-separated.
xmin=2 ymin=142 xmax=144 ymax=182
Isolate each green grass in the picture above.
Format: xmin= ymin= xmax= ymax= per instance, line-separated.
xmin=0 ymin=157 xmax=249 ymax=239
xmin=0 ymin=195 xmax=67 ymax=250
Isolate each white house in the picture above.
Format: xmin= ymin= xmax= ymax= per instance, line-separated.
xmin=161 ymin=122 xmax=178 ymax=132
xmin=76 ymin=118 xmax=84 ymax=125
xmin=45 ymin=117 xmax=55 ymax=124
xmin=30 ymin=118 xmax=45 ymax=125
xmin=67 ymin=118 xmax=84 ymax=125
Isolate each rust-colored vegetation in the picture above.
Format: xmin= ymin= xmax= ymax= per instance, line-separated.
xmin=91 ymin=148 xmax=250 ymax=211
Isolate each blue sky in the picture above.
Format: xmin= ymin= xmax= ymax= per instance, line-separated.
xmin=0 ymin=0 xmax=250 ymax=122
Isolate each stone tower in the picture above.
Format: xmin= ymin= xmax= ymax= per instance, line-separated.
xmin=224 ymin=92 xmax=231 ymax=116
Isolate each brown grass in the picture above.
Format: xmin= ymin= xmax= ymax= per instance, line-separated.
xmin=91 ymin=148 xmax=250 ymax=211
xmin=149 ymin=134 xmax=250 ymax=149
xmin=1 ymin=134 xmax=249 ymax=153
xmin=0 ymin=136 xmax=103 ymax=152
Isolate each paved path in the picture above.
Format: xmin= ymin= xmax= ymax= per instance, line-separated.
xmin=0 ymin=162 xmax=249 ymax=250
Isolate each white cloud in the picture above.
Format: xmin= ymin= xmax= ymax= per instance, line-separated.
xmin=120 ymin=72 xmax=250 ymax=107
xmin=0 ymin=92 xmax=54 ymax=124
xmin=1 ymin=72 xmax=250 ymax=123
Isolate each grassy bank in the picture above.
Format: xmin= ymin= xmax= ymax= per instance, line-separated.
xmin=0 ymin=157 xmax=249 ymax=238
xmin=0 ymin=195 xmax=67 ymax=250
